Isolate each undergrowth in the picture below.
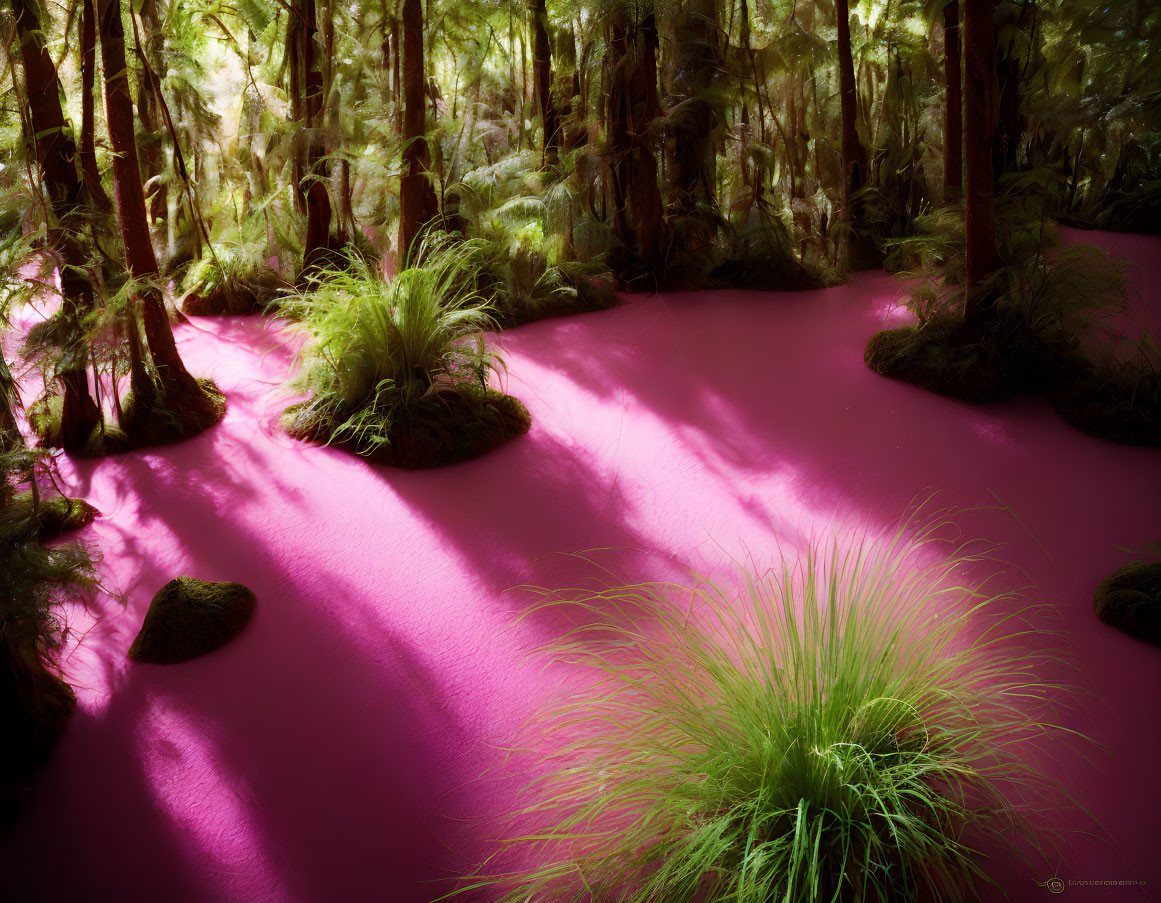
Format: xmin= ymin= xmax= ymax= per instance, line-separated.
xmin=282 ymin=238 xmax=530 ymax=468
xmin=456 ymin=524 xmax=1077 ymax=902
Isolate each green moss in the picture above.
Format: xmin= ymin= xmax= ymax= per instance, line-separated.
xmin=1055 ymin=365 xmax=1161 ymax=446
xmin=1094 ymin=562 xmax=1161 ymax=647
xmin=6 ymin=494 xmax=98 ymax=543
xmin=179 ymin=255 xmax=284 ymax=317
xmin=128 ymin=577 xmax=257 ymax=665
xmin=286 ymin=386 xmax=531 ymax=469
xmin=863 ymin=316 xmax=1019 ymax=403
xmin=121 ymin=377 xmax=227 ymax=448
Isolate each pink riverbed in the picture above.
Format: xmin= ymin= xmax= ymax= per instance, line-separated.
xmin=1 ymin=228 xmax=1159 ymax=902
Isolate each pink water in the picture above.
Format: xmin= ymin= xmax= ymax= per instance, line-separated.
xmin=1 ymin=229 xmax=1158 ymax=902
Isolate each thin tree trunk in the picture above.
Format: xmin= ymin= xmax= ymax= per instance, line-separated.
xmin=96 ymin=0 xmax=203 ymax=407
xmin=963 ymin=0 xmax=997 ymax=330
xmin=836 ymin=0 xmax=867 ymax=199
xmin=295 ymin=0 xmax=333 ymax=271
xmin=667 ymin=0 xmax=721 ymax=207
xmin=136 ymin=0 xmax=166 ymax=226
xmin=79 ymin=0 xmax=111 ymax=211
xmin=529 ymin=0 xmax=557 ymax=163
xmin=397 ymin=0 xmax=438 ymax=264
xmin=942 ymin=0 xmax=963 ymax=199
xmin=10 ymin=0 xmax=101 ymax=447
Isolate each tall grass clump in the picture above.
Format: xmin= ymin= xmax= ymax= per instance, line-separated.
xmin=282 ymin=238 xmax=530 ymax=468
xmin=459 ymin=527 xmax=1074 ymax=902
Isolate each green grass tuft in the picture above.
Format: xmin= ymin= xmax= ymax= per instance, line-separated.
xmin=459 ymin=527 xmax=1075 ymax=902
xmin=283 ymin=238 xmax=530 ymax=467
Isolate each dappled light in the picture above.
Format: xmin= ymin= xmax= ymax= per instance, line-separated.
xmin=2 ymin=0 xmax=1159 ymax=900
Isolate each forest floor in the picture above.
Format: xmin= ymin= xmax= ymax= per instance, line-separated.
xmin=1 ymin=228 xmax=1159 ymax=902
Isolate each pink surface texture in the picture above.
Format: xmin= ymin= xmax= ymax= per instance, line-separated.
xmin=1 ymin=228 xmax=1159 ymax=902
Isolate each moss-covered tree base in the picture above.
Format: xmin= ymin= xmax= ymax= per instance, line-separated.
xmin=863 ymin=317 xmax=1019 ymax=403
xmin=129 ymin=577 xmax=257 ymax=664
xmin=29 ymin=378 xmax=225 ymax=457
xmin=285 ymin=387 xmax=532 ymax=469
xmin=1094 ymin=562 xmax=1161 ymax=647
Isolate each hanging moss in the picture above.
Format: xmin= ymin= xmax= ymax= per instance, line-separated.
xmin=129 ymin=577 xmax=257 ymax=665
xmin=1094 ymin=562 xmax=1161 ymax=647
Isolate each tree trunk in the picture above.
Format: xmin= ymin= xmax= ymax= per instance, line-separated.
xmin=10 ymin=0 xmax=101 ymax=448
xmin=79 ymin=0 xmax=111 ymax=211
xmin=666 ymin=0 xmax=721 ymax=207
xmin=836 ymin=0 xmax=867 ymax=198
xmin=962 ymin=0 xmax=997 ymax=330
xmin=397 ymin=0 xmax=438 ymax=265
xmin=942 ymin=0 xmax=963 ymax=199
xmin=528 ymin=0 xmax=557 ymax=164
xmin=96 ymin=0 xmax=203 ymax=407
xmin=293 ymin=0 xmax=333 ymax=272
xmin=136 ymin=0 xmax=166 ymax=226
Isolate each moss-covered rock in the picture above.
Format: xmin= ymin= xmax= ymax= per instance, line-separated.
xmin=129 ymin=577 xmax=257 ymax=664
xmin=1094 ymin=561 xmax=1161 ymax=647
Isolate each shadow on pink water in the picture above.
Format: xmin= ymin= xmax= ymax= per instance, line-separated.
xmin=0 ymin=228 xmax=1158 ymax=902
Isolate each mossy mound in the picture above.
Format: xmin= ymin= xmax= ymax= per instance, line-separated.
xmin=863 ymin=317 xmax=1018 ymax=403
xmin=121 ymin=377 xmax=227 ymax=449
xmin=286 ymin=387 xmax=531 ymax=469
xmin=6 ymin=494 xmax=98 ymax=543
xmin=495 ymin=277 xmax=622 ymax=328
xmin=129 ymin=577 xmax=257 ymax=664
xmin=1094 ymin=562 xmax=1161 ymax=647
xmin=180 ymin=264 xmax=284 ymax=317
xmin=1055 ymin=367 xmax=1161 ymax=446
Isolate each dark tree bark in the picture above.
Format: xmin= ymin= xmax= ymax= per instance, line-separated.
xmin=608 ymin=11 xmax=664 ymax=267
xmin=397 ymin=0 xmax=438 ymax=265
xmin=135 ymin=0 xmax=166 ymax=226
xmin=10 ymin=0 xmax=101 ymax=447
xmin=79 ymin=0 xmax=111 ymax=211
xmin=528 ymin=0 xmax=557 ymax=163
xmin=836 ymin=0 xmax=868 ymax=198
xmin=992 ymin=0 xmax=1027 ymax=180
xmin=96 ymin=0 xmax=205 ymax=408
xmin=942 ymin=0 xmax=963 ymax=199
xmin=666 ymin=0 xmax=721 ymax=207
xmin=291 ymin=0 xmax=333 ymax=272
xmin=962 ymin=0 xmax=997 ymax=330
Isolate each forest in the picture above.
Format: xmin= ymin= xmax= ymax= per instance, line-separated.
xmin=0 ymin=0 xmax=1159 ymax=900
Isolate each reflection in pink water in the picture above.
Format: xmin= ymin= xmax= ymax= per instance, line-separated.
xmin=0 ymin=229 xmax=1158 ymax=902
